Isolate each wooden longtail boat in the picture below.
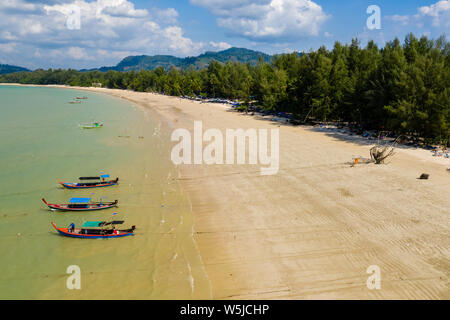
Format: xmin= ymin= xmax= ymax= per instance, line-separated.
xmin=42 ymin=197 xmax=118 ymax=212
xmin=58 ymin=175 xmax=119 ymax=189
xmin=80 ymin=122 xmax=103 ymax=129
xmin=51 ymin=221 xmax=135 ymax=239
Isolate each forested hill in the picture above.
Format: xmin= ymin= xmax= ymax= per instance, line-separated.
xmin=0 ymin=64 xmax=30 ymax=75
xmin=182 ymin=47 xmax=273 ymax=69
xmin=85 ymin=47 xmax=273 ymax=72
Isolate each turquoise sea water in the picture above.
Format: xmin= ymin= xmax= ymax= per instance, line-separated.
xmin=0 ymin=86 xmax=210 ymax=299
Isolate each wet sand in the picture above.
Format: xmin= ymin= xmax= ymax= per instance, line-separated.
xmin=3 ymin=84 xmax=449 ymax=299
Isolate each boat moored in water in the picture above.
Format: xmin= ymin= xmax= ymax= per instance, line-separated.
xmin=80 ymin=122 xmax=103 ymax=129
xmin=42 ymin=197 xmax=118 ymax=211
xmin=51 ymin=221 xmax=135 ymax=239
xmin=58 ymin=174 xmax=119 ymax=189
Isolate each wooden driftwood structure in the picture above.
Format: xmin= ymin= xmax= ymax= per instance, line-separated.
xmin=369 ymin=136 xmax=400 ymax=164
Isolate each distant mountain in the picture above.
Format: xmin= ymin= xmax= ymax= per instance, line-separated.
xmin=84 ymin=47 xmax=273 ymax=72
xmin=0 ymin=64 xmax=30 ymax=75
xmin=115 ymin=54 xmax=184 ymax=71
xmin=181 ymin=47 xmax=273 ymax=69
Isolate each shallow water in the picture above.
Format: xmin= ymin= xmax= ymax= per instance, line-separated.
xmin=0 ymin=86 xmax=211 ymax=299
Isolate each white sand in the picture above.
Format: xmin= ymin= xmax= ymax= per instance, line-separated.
xmin=3 ymin=83 xmax=449 ymax=299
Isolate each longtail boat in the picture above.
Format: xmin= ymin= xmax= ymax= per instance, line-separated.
xmin=58 ymin=174 xmax=119 ymax=189
xmin=51 ymin=221 xmax=135 ymax=239
xmin=42 ymin=197 xmax=118 ymax=212
xmin=80 ymin=122 xmax=103 ymax=129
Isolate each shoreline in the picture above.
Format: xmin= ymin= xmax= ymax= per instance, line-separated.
xmin=2 ymin=83 xmax=448 ymax=168
xmin=2 ymin=83 xmax=449 ymax=299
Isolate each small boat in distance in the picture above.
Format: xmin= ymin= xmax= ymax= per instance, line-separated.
xmin=51 ymin=221 xmax=135 ymax=239
xmin=42 ymin=197 xmax=118 ymax=211
xmin=76 ymin=96 xmax=88 ymax=100
xmin=80 ymin=122 xmax=103 ymax=129
xmin=58 ymin=174 xmax=119 ymax=189
xmin=68 ymin=100 xmax=81 ymax=104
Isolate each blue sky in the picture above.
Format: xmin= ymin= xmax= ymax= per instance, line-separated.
xmin=0 ymin=0 xmax=448 ymax=69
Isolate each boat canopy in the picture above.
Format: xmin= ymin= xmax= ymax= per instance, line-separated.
xmin=82 ymin=221 xmax=104 ymax=228
xmin=82 ymin=221 xmax=125 ymax=228
xmin=100 ymin=174 xmax=110 ymax=179
xmin=104 ymin=221 xmax=124 ymax=226
xmin=69 ymin=197 xmax=91 ymax=203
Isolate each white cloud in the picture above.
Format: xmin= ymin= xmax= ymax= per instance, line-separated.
xmin=1 ymin=31 xmax=17 ymax=41
xmin=164 ymin=26 xmax=204 ymax=55
xmin=208 ymin=41 xmax=232 ymax=50
xmin=386 ymin=1 xmax=450 ymax=28
xmin=97 ymin=48 xmax=139 ymax=59
xmin=0 ymin=0 xmax=37 ymax=13
xmin=19 ymin=19 xmax=45 ymax=35
xmin=98 ymin=0 xmax=148 ymax=18
xmin=0 ymin=0 xmax=205 ymax=68
xmin=418 ymin=0 xmax=450 ymax=27
xmin=191 ymin=0 xmax=270 ymax=16
xmin=154 ymin=8 xmax=179 ymax=24
xmin=67 ymin=46 xmax=89 ymax=60
xmin=191 ymin=0 xmax=329 ymax=40
xmin=0 ymin=42 xmax=18 ymax=53
xmin=388 ymin=15 xmax=410 ymax=26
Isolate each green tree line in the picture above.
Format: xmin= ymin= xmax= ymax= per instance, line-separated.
xmin=1 ymin=33 xmax=449 ymax=144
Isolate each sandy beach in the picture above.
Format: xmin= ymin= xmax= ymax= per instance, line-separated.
xmin=3 ymin=84 xmax=449 ymax=299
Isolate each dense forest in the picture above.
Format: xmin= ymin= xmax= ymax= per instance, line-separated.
xmin=1 ymin=34 xmax=449 ymax=144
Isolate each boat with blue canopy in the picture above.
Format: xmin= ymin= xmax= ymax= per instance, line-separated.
xmin=42 ymin=197 xmax=118 ymax=211
xmin=51 ymin=220 xmax=135 ymax=238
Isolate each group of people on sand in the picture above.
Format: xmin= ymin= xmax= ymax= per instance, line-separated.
xmin=432 ymin=147 xmax=449 ymax=158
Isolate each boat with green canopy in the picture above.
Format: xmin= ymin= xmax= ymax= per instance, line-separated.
xmin=51 ymin=220 xmax=135 ymax=238
xmin=80 ymin=122 xmax=103 ymax=129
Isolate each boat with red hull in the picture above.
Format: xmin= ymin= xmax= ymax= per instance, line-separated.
xmin=51 ymin=221 xmax=135 ymax=239
xmin=58 ymin=174 xmax=119 ymax=189
xmin=42 ymin=198 xmax=118 ymax=212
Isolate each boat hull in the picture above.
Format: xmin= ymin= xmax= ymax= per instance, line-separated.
xmin=58 ymin=178 xmax=119 ymax=189
xmin=81 ymin=125 xmax=103 ymax=129
xmin=51 ymin=222 xmax=133 ymax=239
xmin=42 ymin=198 xmax=118 ymax=212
